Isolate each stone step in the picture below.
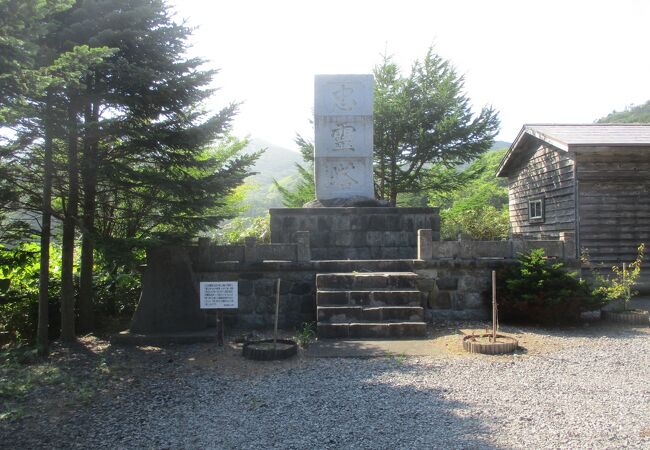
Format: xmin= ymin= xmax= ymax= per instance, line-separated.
xmin=316 ymin=272 xmax=418 ymax=290
xmin=317 ymin=289 xmax=422 ymax=307
xmin=317 ymin=306 xmax=424 ymax=323
xmin=317 ymin=321 xmax=427 ymax=339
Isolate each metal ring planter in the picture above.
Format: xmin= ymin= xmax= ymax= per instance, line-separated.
xmin=602 ymin=309 xmax=649 ymax=326
xmin=242 ymin=339 xmax=298 ymax=361
xmin=463 ymin=334 xmax=518 ymax=355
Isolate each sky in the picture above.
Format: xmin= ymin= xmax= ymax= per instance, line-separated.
xmin=169 ymin=0 xmax=650 ymax=150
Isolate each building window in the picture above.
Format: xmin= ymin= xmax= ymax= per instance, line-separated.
xmin=529 ymin=198 xmax=544 ymax=222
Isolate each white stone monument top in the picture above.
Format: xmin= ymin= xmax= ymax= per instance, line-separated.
xmin=314 ymin=75 xmax=373 ymax=116
xmin=314 ymin=74 xmax=375 ymax=202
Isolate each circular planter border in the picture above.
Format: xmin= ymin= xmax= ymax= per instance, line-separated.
xmin=242 ymin=339 xmax=298 ymax=361
xmin=602 ymin=309 xmax=649 ymax=326
xmin=463 ymin=333 xmax=518 ymax=355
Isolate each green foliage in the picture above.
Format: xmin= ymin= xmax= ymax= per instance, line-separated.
xmin=374 ymin=48 xmax=500 ymax=204
xmin=431 ymin=149 xmax=510 ymax=240
xmin=495 ymin=249 xmax=605 ymax=324
xmin=273 ymin=134 xmax=315 ymax=207
xmin=441 ymin=206 xmax=509 ymax=240
xmin=210 ymin=215 xmax=270 ymax=245
xmin=0 ymin=346 xmax=64 ymax=399
xmin=593 ymin=243 xmax=645 ymax=311
xmin=294 ymin=321 xmax=316 ymax=348
xmin=273 ymin=163 xmax=315 ymax=208
xmin=597 ymin=100 xmax=650 ymax=123
xmin=0 ymin=243 xmax=61 ymax=342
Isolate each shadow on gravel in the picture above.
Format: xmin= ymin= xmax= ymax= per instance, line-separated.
xmin=2 ymin=339 xmax=505 ymax=449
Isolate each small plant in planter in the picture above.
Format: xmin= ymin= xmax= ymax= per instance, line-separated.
xmin=596 ymin=244 xmax=648 ymax=325
xmin=494 ymin=248 xmax=605 ymax=325
xmin=463 ymin=271 xmax=518 ymax=355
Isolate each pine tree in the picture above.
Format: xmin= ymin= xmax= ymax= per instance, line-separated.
xmin=374 ymin=48 xmax=500 ymax=205
xmin=48 ymin=0 xmax=260 ymax=332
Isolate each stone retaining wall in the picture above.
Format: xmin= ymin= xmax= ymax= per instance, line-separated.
xmin=129 ymin=230 xmax=582 ymax=333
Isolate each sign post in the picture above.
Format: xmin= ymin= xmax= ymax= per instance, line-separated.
xmin=200 ymin=282 xmax=238 ymax=346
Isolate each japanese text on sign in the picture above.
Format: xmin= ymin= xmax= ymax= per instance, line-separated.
xmin=200 ymin=282 xmax=238 ymax=309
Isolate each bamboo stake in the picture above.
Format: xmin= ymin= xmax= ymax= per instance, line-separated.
xmin=492 ymin=270 xmax=497 ymax=343
xmin=273 ymin=278 xmax=280 ymax=350
xmin=623 ymin=263 xmax=630 ymax=311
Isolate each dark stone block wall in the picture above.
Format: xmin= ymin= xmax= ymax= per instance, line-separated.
xmin=270 ymin=207 xmax=440 ymax=260
xmin=130 ymin=252 xmax=504 ymax=333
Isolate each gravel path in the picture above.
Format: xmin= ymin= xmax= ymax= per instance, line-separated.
xmin=3 ymin=327 xmax=650 ymax=449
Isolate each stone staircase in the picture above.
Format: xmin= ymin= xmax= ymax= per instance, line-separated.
xmin=316 ymin=272 xmax=426 ymax=338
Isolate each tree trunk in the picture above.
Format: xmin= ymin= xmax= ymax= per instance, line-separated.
xmin=78 ymin=99 xmax=98 ymax=332
xmin=389 ymin=156 xmax=398 ymax=206
xmin=61 ymin=102 xmax=79 ymax=342
xmin=37 ymin=91 xmax=54 ymax=356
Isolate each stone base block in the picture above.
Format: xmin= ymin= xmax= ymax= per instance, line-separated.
xmin=270 ymin=207 xmax=439 ymax=260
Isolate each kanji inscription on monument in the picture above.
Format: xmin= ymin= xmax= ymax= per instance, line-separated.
xmin=314 ymin=74 xmax=374 ymax=200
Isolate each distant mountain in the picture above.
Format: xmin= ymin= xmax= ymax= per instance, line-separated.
xmin=244 ymin=138 xmax=303 ymax=186
xmin=491 ymin=140 xmax=511 ymax=150
xmin=239 ymin=138 xmax=304 ymax=216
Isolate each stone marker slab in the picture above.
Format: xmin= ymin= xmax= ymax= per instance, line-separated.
xmin=314 ymin=74 xmax=374 ymax=201
xmin=314 ymin=116 xmax=373 ymax=157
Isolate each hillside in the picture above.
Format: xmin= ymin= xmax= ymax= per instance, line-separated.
xmin=597 ymin=100 xmax=650 ymax=123
xmin=240 ymin=138 xmax=304 ymax=216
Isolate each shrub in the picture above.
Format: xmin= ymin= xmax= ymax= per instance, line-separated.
xmin=0 ymin=243 xmax=61 ymax=342
xmin=593 ymin=243 xmax=645 ymax=311
xmin=441 ymin=205 xmax=509 ymax=240
xmin=210 ymin=214 xmax=270 ymax=245
xmin=494 ymin=248 xmax=605 ymax=324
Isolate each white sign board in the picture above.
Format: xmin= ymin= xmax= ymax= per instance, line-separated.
xmin=200 ymin=282 xmax=238 ymax=309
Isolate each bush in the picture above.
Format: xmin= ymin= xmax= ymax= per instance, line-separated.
xmin=0 ymin=243 xmax=61 ymax=342
xmin=210 ymin=214 xmax=270 ymax=245
xmin=440 ymin=205 xmax=509 ymax=240
xmin=494 ymin=249 xmax=605 ymax=324
xmin=592 ymin=243 xmax=645 ymax=311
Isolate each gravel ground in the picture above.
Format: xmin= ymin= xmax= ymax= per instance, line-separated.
xmin=2 ymin=324 xmax=650 ymax=449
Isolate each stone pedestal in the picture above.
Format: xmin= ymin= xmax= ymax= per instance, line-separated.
xmin=270 ymin=207 xmax=440 ymax=260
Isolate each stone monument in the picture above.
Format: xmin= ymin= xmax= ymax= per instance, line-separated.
xmin=313 ymin=74 xmax=375 ymax=205
xmin=269 ymin=73 xmax=440 ymax=260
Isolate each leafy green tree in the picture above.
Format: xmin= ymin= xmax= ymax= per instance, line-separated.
xmin=430 ymin=149 xmax=510 ymax=240
xmin=49 ymin=0 xmax=259 ymax=334
xmin=597 ymin=100 xmax=650 ymax=123
xmin=1 ymin=0 xmax=259 ymax=343
xmin=374 ymin=48 xmax=500 ymax=205
xmin=0 ymin=0 xmax=112 ymax=349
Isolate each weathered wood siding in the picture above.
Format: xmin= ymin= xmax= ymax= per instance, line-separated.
xmin=508 ymin=142 xmax=576 ymax=239
xmin=576 ymin=148 xmax=650 ymax=265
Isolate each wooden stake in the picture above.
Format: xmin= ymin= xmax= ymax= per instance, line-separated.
xmin=623 ymin=263 xmax=630 ymax=311
xmin=217 ymin=310 xmax=224 ymax=346
xmin=273 ymin=278 xmax=280 ymax=350
xmin=492 ymin=270 xmax=497 ymax=343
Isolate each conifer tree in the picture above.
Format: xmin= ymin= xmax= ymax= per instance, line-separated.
xmin=374 ymin=48 xmax=500 ymax=205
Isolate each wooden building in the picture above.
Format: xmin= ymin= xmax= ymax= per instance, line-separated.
xmin=497 ymin=124 xmax=650 ymax=290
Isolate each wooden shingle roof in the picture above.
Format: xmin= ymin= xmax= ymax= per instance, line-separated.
xmin=496 ymin=123 xmax=650 ymax=177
